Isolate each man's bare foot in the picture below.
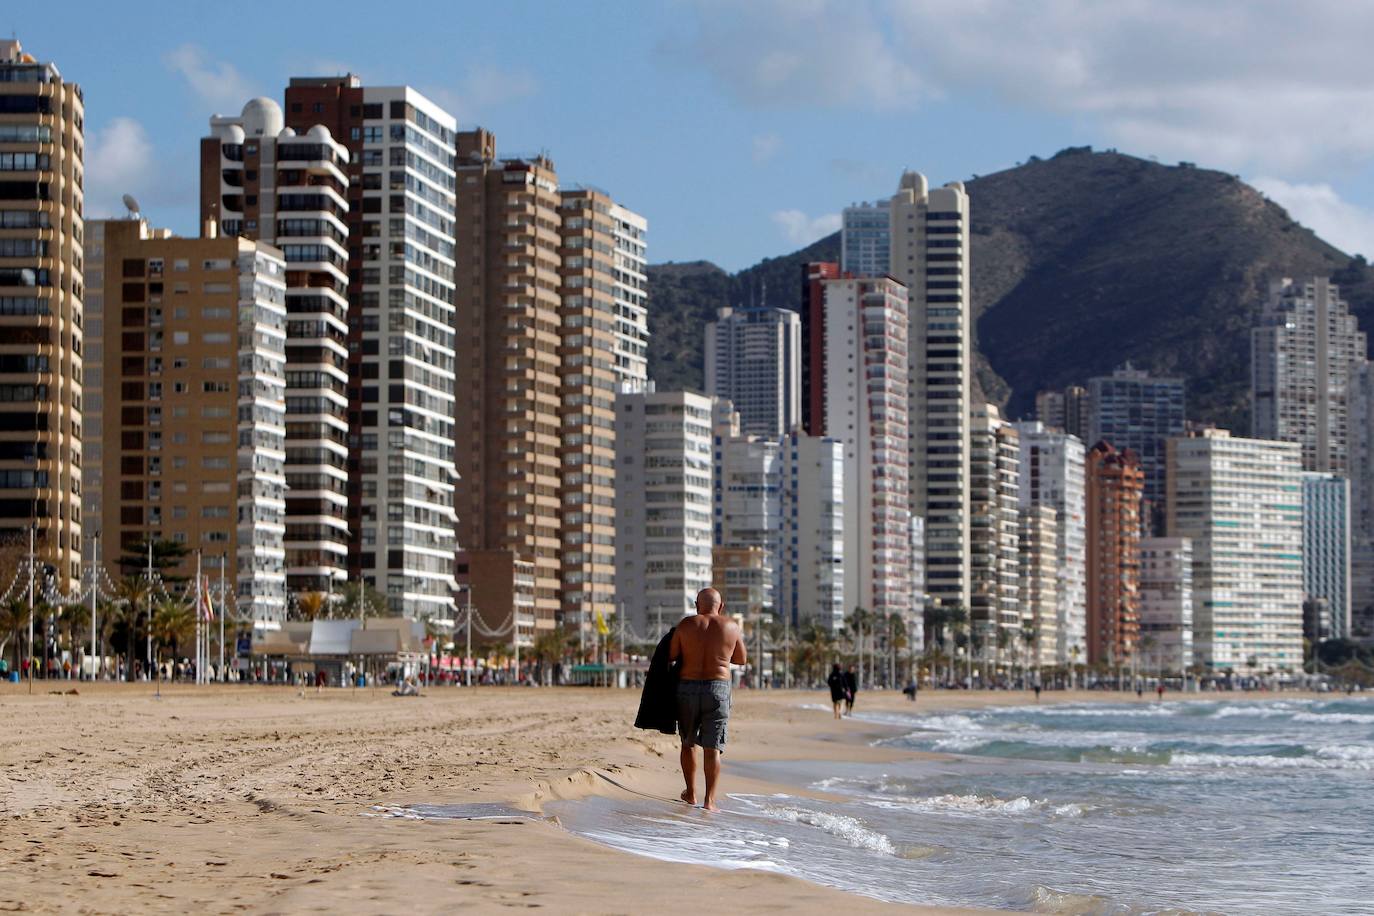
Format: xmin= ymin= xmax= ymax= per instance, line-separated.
xmin=702 ymin=799 xmax=721 ymax=812
xmin=680 ymin=789 xmax=696 ymax=805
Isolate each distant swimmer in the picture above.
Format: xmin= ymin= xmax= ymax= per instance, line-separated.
xmin=827 ymin=664 xmax=847 ymax=719
xmin=670 ymin=588 xmax=746 ymax=812
xmin=1157 ymin=683 xmax=1166 ymax=702
xmin=1033 ymin=684 xmax=1042 ymax=703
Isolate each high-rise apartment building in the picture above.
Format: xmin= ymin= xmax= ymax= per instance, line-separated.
xmin=889 ymin=173 xmax=971 ymax=614
xmin=712 ymin=401 xmax=780 ymax=616
xmin=1301 ymin=472 xmax=1351 ymax=641
xmin=0 ymin=40 xmax=83 ymax=588
xmin=1138 ymin=536 xmax=1193 ymax=674
xmin=453 ymin=130 xmax=562 ymax=640
xmin=616 ymin=389 xmax=714 ymax=637
xmin=557 ymin=186 xmax=647 ymax=637
xmin=1014 ymin=421 xmax=1087 ymax=664
xmin=803 ymin=272 xmax=915 ymax=622
xmin=1252 ymin=277 xmax=1365 ymax=473
xmin=1018 ymin=504 xmax=1059 ymax=668
xmin=1085 ymin=441 xmax=1144 ymax=666
xmin=1088 ymin=364 xmax=1185 ymax=521
xmin=705 ymin=306 xmax=800 ymax=437
xmin=840 ymin=200 xmax=890 ymax=277
xmin=200 ymin=98 xmax=351 ymax=598
xmin=452 ymin=131 xmax=648 ymax=642
xmin=970 ymin=405 xmax=1020 ymax=659
xmin=1035 ymin=385 xmax=1090 ymax=440
xmin=1348 ymin=361 xmax=1374 ymax=624
xmin=777 ymin=429 xmax=846 ymax=633
xmin=92 ymin=219 xmax=288 ymax=620
xmin=282 ymin=76 xmax=458 ymax=618
xmin=1167 ymin=429 xmax=1304 ymax=673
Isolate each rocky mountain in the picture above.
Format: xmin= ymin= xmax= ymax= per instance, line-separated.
xmin=646 ymin=147 xmax=1374 ymax=430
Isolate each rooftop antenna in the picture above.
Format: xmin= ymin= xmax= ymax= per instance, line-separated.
xmin=121 ymin=194 xmax=142 ymax=220
xmin=761 ymin=278 xmax=768 ymax=308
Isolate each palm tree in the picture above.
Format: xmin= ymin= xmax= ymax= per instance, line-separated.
xmin=1020 ymin=623 xmax=1039 ymax=686
xmin=847 ymin=606 xmax=872 ymax=688
xmin=339 ymin=581 xmax=387 ymax=622
xmin=295 ymin=591 xmax=328 ymax=622
xmin=995 ymin=626 xmax=1013 ymax=682
xmin=150 ymin=598 xmax=194 ymax=676
xmin=0 ymin=598 xmax=25 ymax=672
xmin=58 ymin=602 xmax=90 ymax=679
xmin=115 ymin=576 xmax=151 ymax=680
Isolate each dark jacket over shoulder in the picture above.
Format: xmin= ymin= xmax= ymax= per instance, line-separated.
xmin=634 ymin=627 xmax=679 ymax=734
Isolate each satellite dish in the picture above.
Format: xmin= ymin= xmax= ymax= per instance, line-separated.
xmin=122 ymin=193 xmax=141 ymax=217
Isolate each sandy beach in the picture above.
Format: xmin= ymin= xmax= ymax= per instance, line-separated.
xmin=0 ymin=682 xmax=1314 ymax=913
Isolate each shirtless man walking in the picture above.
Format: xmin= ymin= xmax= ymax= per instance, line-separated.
xmin=670 ymin=588 xmax=746 ymax=811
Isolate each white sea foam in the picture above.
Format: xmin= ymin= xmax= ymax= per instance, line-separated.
xmin=1170 ymin=749 xmax=1374 ymax=771
xmin=1294 ymin=711 xmax=1374 ymax=724
xmin=1211 ymin=703 xmax=1296 ymax=719
xmin=751 ymin=802 xmax=897 ymax=854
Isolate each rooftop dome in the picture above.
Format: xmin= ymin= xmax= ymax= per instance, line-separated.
xmin=307 ymin=124 xmax=331 ymax=141
xmin=240 ymin=97 xmax=283 ymax=137
xmin=216 ymin=122 xmax=245 ymax=144
xmin=277 ymin=127 xmax=297 ymax=139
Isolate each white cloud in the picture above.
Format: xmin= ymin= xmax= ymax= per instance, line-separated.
xmin=429 ymin=65 xmax=539 ymax=123
xmin=164 ymin=44 xmax=258 ymax=113
xmin=676 ymin=0 xmax=1374 ymax=175
xmin=752 ymin=132 xmax=782 ymax=163
xmin=84 ymin=118 xmax=155 ymax=218
xmin=772 ymin=209 xmax=842 ymax=246
xmin=1252 ymin=178 xmax=1374 ymax=259
xmin=667 ymin=0 xmax=928 ymax=111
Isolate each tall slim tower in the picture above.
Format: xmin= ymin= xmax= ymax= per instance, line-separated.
xmin=283 ymin=76 xmax=459 ymax=618
xmin=1085 ymin=441 xmax=1144 ymax=666
xmin=705 ymin=306 xmax=801 ymax=437
xmin=1252 ymin=277 xmax=1365 ymax=473
xmin=805 ymin=271 xmax=915 ymax=622
xmin=201 ymin=98 xmax=351 ymax=599
xmin=889 ymin=172 xmax=971 ymax=614
xmin=453 ymin=130 xmax=562 ymax=643
xmin=0 ymin=40 xmax=83 ymax=589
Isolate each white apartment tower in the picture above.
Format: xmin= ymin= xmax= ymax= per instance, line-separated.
xmin=840 ymin=200 xmax=891 ymax=277
xmin=815 ymin=276 xmax=915 ymax=621
xmin=777 ymin=430 xmax=847 ymax=633
xmin=712 ymin=401 xmax=782 ymax=615
xmin=282 ymin=79 xmax=460 ymax=618
xmin=616 ymin=388 xmax=715 ymax=637
xmin=1167 ymin=429 xmax=1304 ymax=673
xmin=1301 ymin=472 xmax=1351 ymax=641
xmin=607 ymin=201 xmax=650 ymax=391
xmin=1014 ymin=421 xmax=1088 ymax=664
xmin=889 ymin=172 xmax=971 ymax=614
xmin=971 ymin=405 xmax=1020 ymax=658
xmin=1138 ymin=537 xmax=1194 ymax=674
xmin=1018 ymin=504 xmax=1059 ymax=667
xmin=1252 ymin=277 xmax=1366 ymax=473
xmin=202 ymin=98 xmax=352 ymax=598
xmin=705 ymin=306 xmax=801 ymax=437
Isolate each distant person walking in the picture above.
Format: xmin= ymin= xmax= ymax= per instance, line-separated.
xmin=670 ymin=588 xmax=746 ymax=812
xmin=843 ymin=665 xmax=858 ymax=716
xmin=827 ymin=664 xmax=847 ymax=719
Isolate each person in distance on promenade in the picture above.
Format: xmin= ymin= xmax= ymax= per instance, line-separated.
xmin=827 ymin=664 xmax=847 ymax=719
xmin=670 ymin=588 xmax=746 ymax=812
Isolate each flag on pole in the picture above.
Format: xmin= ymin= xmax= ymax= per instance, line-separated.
xmin=199 ymin=575 xmax=215 ymax=622
xmin=594 ymin=609 xmax=610 ymax=636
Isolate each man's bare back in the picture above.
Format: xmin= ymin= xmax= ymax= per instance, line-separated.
xmin=672 ymin=613 xmax=746 ymax=681
xmin=670 ymin=588 xmax=746 ymax=811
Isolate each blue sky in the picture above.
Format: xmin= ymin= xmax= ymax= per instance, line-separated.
xmin=15 ymin=0 xmax=1374 ymax=271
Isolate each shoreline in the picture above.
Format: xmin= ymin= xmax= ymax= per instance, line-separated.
xmin=0 ymin=683 xmax=1331 ymax=914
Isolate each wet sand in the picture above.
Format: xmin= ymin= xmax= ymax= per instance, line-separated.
xmin=0 ymin=682 xmax=1304 ymax=913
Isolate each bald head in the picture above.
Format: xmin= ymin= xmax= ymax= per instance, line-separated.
xmin=696 ymin=588 xmax=723 ymax=616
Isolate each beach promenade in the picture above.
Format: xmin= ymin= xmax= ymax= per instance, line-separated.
xmin=0 ymin=683 xmax=1295 ymax=913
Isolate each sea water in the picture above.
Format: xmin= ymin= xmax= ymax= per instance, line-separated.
xmin=549 ymin=697 xmax=1374 ymax=914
